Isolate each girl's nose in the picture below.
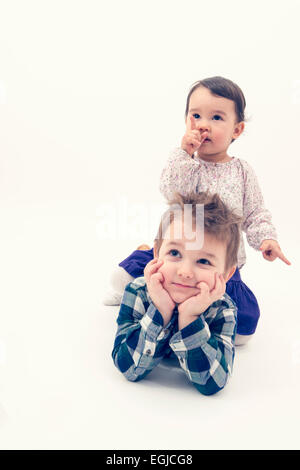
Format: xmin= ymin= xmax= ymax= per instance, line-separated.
xmin=196 ymin=119 xmax=210 ymax=132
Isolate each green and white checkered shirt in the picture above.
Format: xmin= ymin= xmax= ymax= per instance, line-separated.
xmin=112 ymin=276 xmax=237 ymax=395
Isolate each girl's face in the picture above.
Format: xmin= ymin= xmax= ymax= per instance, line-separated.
xmin=186 ymin=86 xmax=244 ymax=161
xmin=154 ymin=220 xmax=234 ymax=305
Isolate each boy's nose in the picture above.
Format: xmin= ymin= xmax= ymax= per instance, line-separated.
xmin=177 ymin=264 xmax=194 ymax=280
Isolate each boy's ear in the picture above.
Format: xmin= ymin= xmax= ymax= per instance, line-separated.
xmin=153 ymin=242 xmax=159 ymax=258
xmin=224 ymin=266 xmax=236 ymax=282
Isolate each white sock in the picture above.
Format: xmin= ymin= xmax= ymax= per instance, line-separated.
xmin=102 ymin=267 xmax=134 ymax=306
xmin=235 ymin=333 xmax=254 ymax=346
xmin=102 ymin=290 xmax=124 ymax=306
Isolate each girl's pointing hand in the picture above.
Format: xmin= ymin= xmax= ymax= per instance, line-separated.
xmin=259 ymin=239 xmax=291 ymax=265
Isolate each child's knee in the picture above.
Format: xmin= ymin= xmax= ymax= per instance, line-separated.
xmin=110 ymin=266 xmax=134 ymax=292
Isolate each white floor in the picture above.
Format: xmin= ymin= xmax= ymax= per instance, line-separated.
xmin=1 ymin=0 xmax=300 ymax=451
xmin=0 ymin=206 xmax=299 ymax=450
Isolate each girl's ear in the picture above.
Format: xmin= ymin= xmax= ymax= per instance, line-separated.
xmin=233 ymin=121 xmax=245 ymax=139
xmin=153 ymin=243 xmax=159 ymax=258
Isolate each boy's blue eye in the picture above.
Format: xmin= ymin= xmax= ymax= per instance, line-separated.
xmin=197 ymin=258 xmax=211 ymax=265
xmin=193 ymin=113 xmax=200 ymax=119
xmin=169 ymin=249 xmax=180 ymax=257
xmin=213 ymin=115 xmax=222 ymax=120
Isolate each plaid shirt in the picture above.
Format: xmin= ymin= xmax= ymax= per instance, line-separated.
xmin=112 ymin=276 xmax=237 ymax=395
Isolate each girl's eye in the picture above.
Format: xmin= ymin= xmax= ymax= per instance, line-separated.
xmin=192 ymin=113 xmax=222 ymax=120
xmin=169 ymin=249 xmax=180 ymax=257
xmin=197 ymin=258 xmax=211 ymax=265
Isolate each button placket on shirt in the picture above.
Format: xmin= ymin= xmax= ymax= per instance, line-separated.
xmin=212 ymin=165 xmax=217 ymax=189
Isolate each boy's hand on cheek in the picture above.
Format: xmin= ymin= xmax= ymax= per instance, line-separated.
xmin=144 ymin=258 xmax=176 ymax=326
xmin=178 ymin=273 xmax=226 ymax=330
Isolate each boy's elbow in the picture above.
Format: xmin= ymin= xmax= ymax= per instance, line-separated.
xmin=193 ymin=382 xmax=224 ymax=396
xmin=192 ymin=374 xmax=229 ymax=396
xmin=112 ymin=350 xmax=150 ymax=382
xmin=117 ymin=364 xmax=149 ymax=383
xmin=123 ymin=370 xmax=144 ymax=382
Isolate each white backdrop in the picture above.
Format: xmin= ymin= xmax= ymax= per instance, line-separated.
xmin=0 ymin=0 xmax=300 ymax=450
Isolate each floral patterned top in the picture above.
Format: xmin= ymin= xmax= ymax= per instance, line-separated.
xmin=159 ymin=148 xmax=277 ymax=269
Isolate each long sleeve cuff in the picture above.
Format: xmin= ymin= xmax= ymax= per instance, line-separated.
xmin=134 ymin=303 xmax=173 ymax=369
xmin=169 ymin=315 xmax=210 ymax=352
xmin=168 ymin=313 xmax=235 ymax=395
xmin=140 ymin=303 xmax=173 ymax=341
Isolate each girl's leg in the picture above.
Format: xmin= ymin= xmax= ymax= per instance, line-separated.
xmin=226 ymin=268 xmax=260 ymax=345
xmin=235 ymin=333 xmax=254 ymax=346
xmin=103 ymin=245 xmax=153 ymax=306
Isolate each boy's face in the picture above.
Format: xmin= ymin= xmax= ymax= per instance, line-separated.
xmin=186 ymin=86 xmax=244 ymax=159
xmin=154 ymin=219 xmax=235 ymax=305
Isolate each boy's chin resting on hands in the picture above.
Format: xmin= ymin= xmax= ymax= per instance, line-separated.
xmin=173 ymin=274 xmax=226 ymax=330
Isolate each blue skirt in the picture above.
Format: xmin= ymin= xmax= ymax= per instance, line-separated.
xmin=119 ymin=248 xmax=260 ymax=336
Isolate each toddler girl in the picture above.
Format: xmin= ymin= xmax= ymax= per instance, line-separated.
xmin=104 ymin=76 xmax=291 ymax=345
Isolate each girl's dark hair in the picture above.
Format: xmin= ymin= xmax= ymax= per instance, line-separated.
xmin=184 ymin=76 xmax=246 ymax=124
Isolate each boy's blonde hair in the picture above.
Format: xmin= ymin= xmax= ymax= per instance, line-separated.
xmin=154 ymin=192 xmax=242 ymax=273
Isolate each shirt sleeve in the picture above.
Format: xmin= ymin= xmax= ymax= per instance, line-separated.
xmin=159 ymin=148 xmax=201 ymax=201
xmin=112 ymin=282 xmax=173 ymax=382
xmin=169 ymin=300 xmax=237 ymax=395
xmin=241 ymin=159 xmax=278 ymax=250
